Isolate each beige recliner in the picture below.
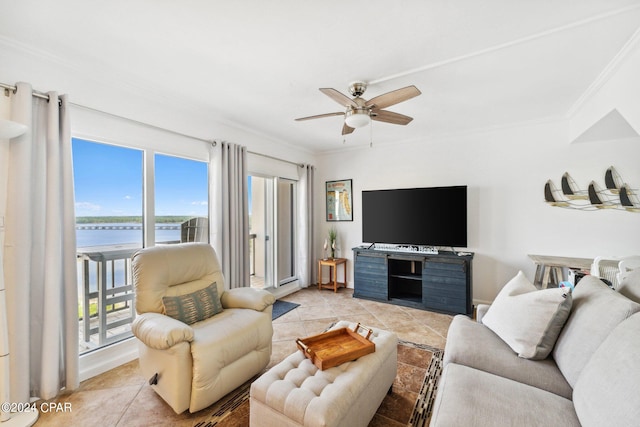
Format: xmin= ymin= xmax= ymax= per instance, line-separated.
xmin=131 ymin=242 xmax=275 ymax=414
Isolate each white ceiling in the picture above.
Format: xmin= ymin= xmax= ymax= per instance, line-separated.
xmin=1 ymin=0 xmax=640 ymax=152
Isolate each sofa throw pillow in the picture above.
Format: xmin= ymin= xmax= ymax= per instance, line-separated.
xmin=482 ymin=271 xmax=573 ymax=360
xmin=162 ymin=282 xmax=223 ymax=325
xmin=552 ymin=275 xmax=640 ymax=387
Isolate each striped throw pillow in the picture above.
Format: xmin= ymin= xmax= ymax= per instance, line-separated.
xmin=162 ymin=282 xmax=223 ymax=325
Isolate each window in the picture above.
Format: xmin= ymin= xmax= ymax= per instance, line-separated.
xmin=72 ymin=138 xmax=209 ymax=354
xmin=154 ymin=153 xmax=209 ymax=244
xmin=73 ymin=139 xmax=143 ymax=246
xmin=73 ymin=139 xmax=143 ymax=354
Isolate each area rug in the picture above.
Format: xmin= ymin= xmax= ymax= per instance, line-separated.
xmin=407 ymin=344 xmax=444 ymax=427
xmin=271 ymin=300 xmax=300 ymax=320
xmin=195 ymin=340 xmax=444 ymax=427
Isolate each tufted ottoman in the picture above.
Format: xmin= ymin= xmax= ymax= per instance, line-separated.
xmin=250 ymin=321 xmax=398 ymax=427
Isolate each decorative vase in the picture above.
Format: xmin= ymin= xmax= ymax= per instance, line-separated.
xmin=328 ymin=228 xmax=337 ymax=259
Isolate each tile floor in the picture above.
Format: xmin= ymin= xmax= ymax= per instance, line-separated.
xmin=35 ymin=286 xmax=454 ymax=427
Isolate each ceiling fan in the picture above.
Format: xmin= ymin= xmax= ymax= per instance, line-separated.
xmin=295 ymin=81 xmax=421 ymax=135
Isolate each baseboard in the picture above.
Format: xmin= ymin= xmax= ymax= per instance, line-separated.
xmin=270 ymin=280 xmax=301 ymax=299
xmin=79 ymin=337 xmax=138 ymax=382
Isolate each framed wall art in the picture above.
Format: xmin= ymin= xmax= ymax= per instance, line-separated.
xmin=326 ymin=179 xmax=353 ymax=221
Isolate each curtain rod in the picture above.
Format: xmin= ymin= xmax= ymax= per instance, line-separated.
xmin=2 ymin=81 xmax=307 ymax=167
xmin=1 ymin=81 xmax=56 ymax=102
xmin=1 ymin=80 xmax=214 ymax=144
xmin=76 ymin=104 xmax=308 ymax=169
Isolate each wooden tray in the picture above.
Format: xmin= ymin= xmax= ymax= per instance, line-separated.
xmin=295 ymin=323 xmax=375 ymax=370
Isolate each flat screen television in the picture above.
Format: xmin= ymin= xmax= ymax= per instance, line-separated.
xmin=362 ymin=185 xmax=467 ymax=247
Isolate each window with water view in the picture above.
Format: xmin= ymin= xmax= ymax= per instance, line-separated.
xmin=73 ymin=138 xmax=209 ymax=354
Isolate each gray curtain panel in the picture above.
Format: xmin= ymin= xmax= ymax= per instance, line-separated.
xmin=297 ymin=164 xmax=315 ymax=287
xmin=220 ymin=141 xmax=250 ymax=288
xmin=3 ymin=82 xmax=79 ymax=401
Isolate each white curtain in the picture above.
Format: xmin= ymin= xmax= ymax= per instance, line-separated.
xmin=3 ymin=82 xmax=79 ymax=401
xmin=219 ymin=142 xmax=250 ymax=288
xmin=297 ymin=164 xmax=315 ymax=287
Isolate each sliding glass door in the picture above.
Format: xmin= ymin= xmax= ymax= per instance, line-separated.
xmin=249 ymin=175 xmax=297 ymax=289
xmin=277 ymin=178 xmax=296 ymax=284
xmin=248 ymin=175 xmax=273 ymax=289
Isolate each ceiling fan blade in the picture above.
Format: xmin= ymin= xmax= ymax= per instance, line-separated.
xmin=295 ymin=112 xmax=344 ymax=121
xmin=342 ymin=123 xmax=355 ymax=135
xmin=320 ymin=88 xmax=358 ymax=108
xmin=365 ymin=85 xmax=421 ymax=110
xmin=372 ymin=110 xmax=413 ymax=125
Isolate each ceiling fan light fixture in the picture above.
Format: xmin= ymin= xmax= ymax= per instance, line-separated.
xmin=344 ymin=109 xmax=371 ymax=128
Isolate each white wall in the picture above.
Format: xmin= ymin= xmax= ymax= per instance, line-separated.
xmin=569 ymin=31 xmax=640 ymax=142
xmin=316 ymin=118 xmax=640 ymax=303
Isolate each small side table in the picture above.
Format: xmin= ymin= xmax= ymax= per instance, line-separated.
xmin=318 ymin=258 xmax=347 ymax=292
xmin=528 ymin=254 xmax=593 ymax=289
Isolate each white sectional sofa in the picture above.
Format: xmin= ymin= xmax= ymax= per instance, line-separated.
xmin=430 ymin=270 xmax=640 ymax=427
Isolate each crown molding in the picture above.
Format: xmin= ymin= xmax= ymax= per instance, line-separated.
xmin=370 ymin=4 xmax=640 ymax=86
xmin=566 ymin=26 xmax=640 ymax=118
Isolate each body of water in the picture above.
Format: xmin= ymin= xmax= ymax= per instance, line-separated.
xmin=76 ymin=223 xmax=181 ymax=248
xmin=76 ymin=223 xmax=182 ymax=293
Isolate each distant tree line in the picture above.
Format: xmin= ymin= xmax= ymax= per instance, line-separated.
xmin=76 ymin=216 xmax=196 ymax=224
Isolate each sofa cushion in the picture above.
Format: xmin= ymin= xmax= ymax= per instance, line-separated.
xmin=573 ymin=312 xmax=640 ymax=427
xmin=482 ymin=271 xmax=573 ymax=359
xmin=553 ymin=275 xmax=640 ymax=388
xmin=617 ymin=268 xmax=640 ymax=303
xmin=444 ymin=315 xmax=573 ymax=398
xmin=430 ymin=363 xmax=581 ymax=427
xmin=162 ymin=282 xmax=223 ymax=325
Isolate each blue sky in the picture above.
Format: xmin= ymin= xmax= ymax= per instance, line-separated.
xmin=72 ymin=138 xmax=208 ymax=217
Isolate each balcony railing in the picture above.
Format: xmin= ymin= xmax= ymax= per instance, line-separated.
xmin=77 ymin=222 xmax=250 ymax=353
xmin=77 ymin=243 xmax=140 ymax=353
xmin=76 ymin=218 xmax=213 ymax=352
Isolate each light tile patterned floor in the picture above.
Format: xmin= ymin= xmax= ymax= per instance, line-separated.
xmin=39 ymin=287 xmax=453 ymax=427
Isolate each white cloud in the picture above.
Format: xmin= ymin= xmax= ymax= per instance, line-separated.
xmin=123 ymin=195 xmax=133 ymax=200
xmin=75 ymin=201 xmax=101 ymax=213
xmin=191 ymin=200 xmax=208 ymax=206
